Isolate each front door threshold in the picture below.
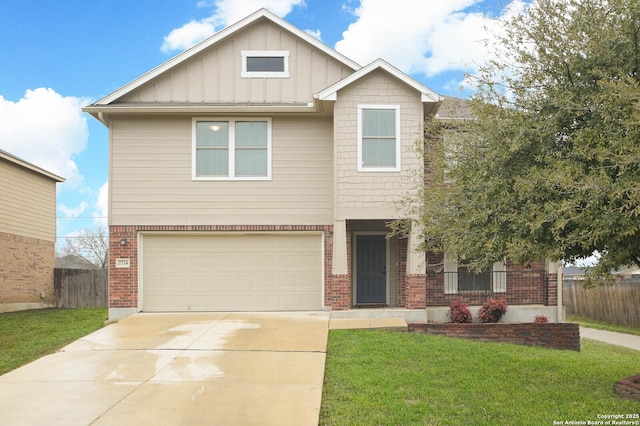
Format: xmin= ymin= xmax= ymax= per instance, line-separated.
xmin=355 ymin=304 xmax=388 ymax=309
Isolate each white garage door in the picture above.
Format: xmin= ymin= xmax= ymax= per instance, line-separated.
xmin=141 ymin=233 xmax=323 ymax=312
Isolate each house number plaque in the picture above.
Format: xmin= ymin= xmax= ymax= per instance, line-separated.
xmin=115 ymin=258 xmax=131 ymax=268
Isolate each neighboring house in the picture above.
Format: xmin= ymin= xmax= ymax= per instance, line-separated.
xmin=55 ymin=254 xmax=99 ymax=270
xmin=0 ymin=149 xmax=65 ymax=313
xmin=613 ymin=265 xmax=640 ymax=282
xmin=563 ymin=266 xmax=588 ymax=283
xmin=84 ymin=9 xmax=560 ymax=322
xmin=564 ymin=264 xmax=640 ymax=284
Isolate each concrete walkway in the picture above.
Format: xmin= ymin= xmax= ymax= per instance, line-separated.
xmin=329 ymin=316 xmax=407 ymax=331
xmin=580 ymin=327 xmax=640 ymax=351
xmin=0 ymin=312 xmax=331 ymax=426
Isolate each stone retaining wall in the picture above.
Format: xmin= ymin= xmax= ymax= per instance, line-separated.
xmin=408 ymin=322 xmax=580 ymax=351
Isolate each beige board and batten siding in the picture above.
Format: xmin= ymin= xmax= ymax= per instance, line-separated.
xmin=120 ymin=19 xmax=354 ymax=105
xmin=334 ymin=70 xmax=424 ymax=219
xmin=0 ymin=158 xmax=58 ymax=241
xmin=109 ymin=115 xmax=333 ymax=225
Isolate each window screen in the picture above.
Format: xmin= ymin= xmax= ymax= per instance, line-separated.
xmin=235 ymin=121 xmax=268 ymax=176
xmin=194 ymin=119 xmax=270 ymax=179
xmin=361 ymin=108 xmax=397 ymax=168
xmin=246 ymin=56 xmax=285 ymax=72
xmin=241 ymin=51 xmax=289 ymax=77
xmin=457 ymin=266 xmax=492 ymax=291
xmin=196 ymin=122 xmax=229 ymax=176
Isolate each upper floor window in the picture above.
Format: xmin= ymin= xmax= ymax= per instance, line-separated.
xmin=241 ymin=51 xmax=289 ymax=78
xmin=357 ymin=105 xmax=401 ymax=172
xmin=193 ymin=118 xmax=272 ymax=180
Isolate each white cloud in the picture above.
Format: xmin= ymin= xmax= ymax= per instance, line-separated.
xmin=161 ymin=19 xmax=217 ymax=53
xmin=59 ymin=202 xmax=88 ymax=218
xmin=161 ymin=0 xmax=305 ymax=53
xmin=335 ymin=0 xmax=527 ymax=78
xmin=94 ymin=181 xmax=109 ymax=226
xmin=0 ymin=88 xmax=89 ymax=187
xmin=208 ymin=0 xmax=305 ymax=26
xmin=304 ymin=28 xmax=322 ymax=41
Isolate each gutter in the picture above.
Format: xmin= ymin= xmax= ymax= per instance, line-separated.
xmin=82 ymin=103 xmax=321 ymax=116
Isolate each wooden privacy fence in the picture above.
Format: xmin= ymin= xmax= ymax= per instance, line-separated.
xmin=564 ymin=281 xmax=640 ymax=328
xmin=54 ymin=268 xmax=108 ymax=308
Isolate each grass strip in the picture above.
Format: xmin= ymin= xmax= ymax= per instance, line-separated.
xmin=0 ymin=308 xmax=107 ymax=375
xmin=567 ymin=314 xmax=640 ymax=336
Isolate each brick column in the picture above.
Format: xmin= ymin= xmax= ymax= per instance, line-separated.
xmin=108 ymin=226 xmax=138 ymax=309
xmin=406 ymin=274 xmax=427 ymax=309
xmin=325 ymin=223 xmax=352 ymax=310
xmin=326 ymin=275 xmax=352 ymax=310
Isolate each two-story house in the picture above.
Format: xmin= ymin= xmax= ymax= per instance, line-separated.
xmin=84 ymin=9 xmax=560 ymax=322
xmin=0 ymin=149 xmax=65 ymax=312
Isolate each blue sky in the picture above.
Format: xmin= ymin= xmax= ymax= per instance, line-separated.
xmin=0 ymin=0 xmax=524 ymax=250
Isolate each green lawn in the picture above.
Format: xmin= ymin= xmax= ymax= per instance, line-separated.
xmin=0 ymin=308 xmax=107 ymax=376
xmin=320 ymin=330 xmax=640 ymax=425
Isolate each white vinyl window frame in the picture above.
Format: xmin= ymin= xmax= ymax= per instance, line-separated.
xmin=443 ymin=252 xmax=506 ymax=295
xmin=357 ymin=104 xmax=401 ymax=172
xmin=241 ymin=50 xmax=290 ymax=78
xmin=192 ymin=117 xmax=272 ymax=181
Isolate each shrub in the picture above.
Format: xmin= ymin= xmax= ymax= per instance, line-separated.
xmin=449 ymin=300 xmax=473 ymax=323
xmin=478 ymin=299 xmax=508 ymax=323
xmin=534 ymin=315 xmax=549 ymax=323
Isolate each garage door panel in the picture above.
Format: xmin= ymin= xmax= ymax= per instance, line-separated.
xmin=142 ymin=233 xmax=322 ymax=312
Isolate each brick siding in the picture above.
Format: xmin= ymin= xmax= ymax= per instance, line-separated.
xmin=406 ymin=274 xmax=427 ymax=308
xmin=409 ymin=322 xmax=581 ymax=351
xmin=425 ymin=251 xmax=555 ymax=307
xmin=108 ymin=225 xmax=555 ymax=311
xmin=109 ymin=226 xmax=138 ymax=308
xmin=0 ymin=232 xmax=55 ymax=303
xmin=110 ymin=224 xmax=356 ymax=311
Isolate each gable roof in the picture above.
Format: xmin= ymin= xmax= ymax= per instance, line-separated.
xmin=91 ymin=8 xmax=361 ymax=106
xmin=435 ymin=96 xmax=474 ymax=120
xmin=0 ymin=148 xmax=65 ymax=182
xmin=55 ymin=254 xmax=99 ymax=269
xmin=315 ymin=58 xmax=442 ymax=103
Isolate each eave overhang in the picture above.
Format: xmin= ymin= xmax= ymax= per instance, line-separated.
xmin=0 ymin=149 xmax=65 ymax=182
xmin=83 ymin=102 xmax=323 ymax=119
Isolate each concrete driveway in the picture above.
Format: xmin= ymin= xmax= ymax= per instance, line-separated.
xmin=0 ymin=312 xmax=330 ymax=426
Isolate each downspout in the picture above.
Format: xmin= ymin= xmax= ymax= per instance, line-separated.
xmin=98 ymin=112 xmax=108 ymax=127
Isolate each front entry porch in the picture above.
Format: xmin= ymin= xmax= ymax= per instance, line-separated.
xmin=326 ymin=220 xmax=561 ymax=322
xmin=329 ymin=219 xmax=426 ymax=310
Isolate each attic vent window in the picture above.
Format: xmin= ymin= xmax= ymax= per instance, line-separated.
xmin=241 ymin=51 xmax=289 ymax=78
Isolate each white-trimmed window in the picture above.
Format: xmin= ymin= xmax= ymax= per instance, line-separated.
xmin=357 ymin=105 xmax=401 ymax=171
xmin=241 ymin=51 xmax=289 ymax=78
xmin=443 ymin=253 xmax=506 ymax=294
xmin=192 ymin=118 xmax=272 ymax=180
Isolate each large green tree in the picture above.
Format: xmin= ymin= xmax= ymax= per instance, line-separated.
xmin=402 ymin=0 xmax=640 ymax=277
